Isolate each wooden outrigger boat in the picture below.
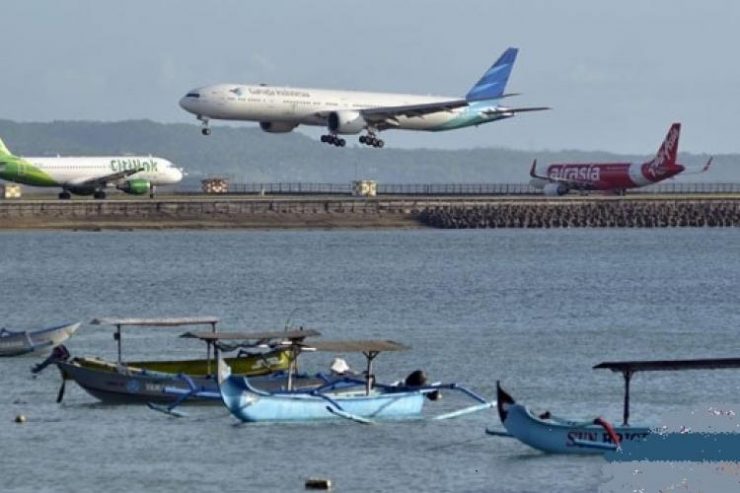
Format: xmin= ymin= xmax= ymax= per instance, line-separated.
xmin=488 ymin=357 xmax=740 ymax=456
xmin=216 ymin=337 xmax=495 ymax=424
xmin=486 ymin=381 xmax=650 ymax=454
xmin=33 ymin=317 xmax=300 ymax=404
xmin=0 ymin=322 xmax=80 ymax=357
xmin=147 ymin=328 xmax=332 ymax=416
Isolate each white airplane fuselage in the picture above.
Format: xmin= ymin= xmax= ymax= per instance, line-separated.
xmin=180 ymin=84 xmax=500 ymax=132
xmin=22 ymin=156 xmax=183 ymax=187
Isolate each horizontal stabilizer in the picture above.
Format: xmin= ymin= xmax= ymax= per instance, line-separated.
xmin=502 ymin=106 xmax=551 ymax=113
xmin=481 ymin=106 xmax=550 ymax=117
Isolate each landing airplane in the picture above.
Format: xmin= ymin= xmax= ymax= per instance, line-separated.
xmin=179 ymin=47 xmax=548 ymax=148
xmin=0 ymin=138 xmax=183 ymax=199
xmin=529 ymin=123 xmax=712 ymax=196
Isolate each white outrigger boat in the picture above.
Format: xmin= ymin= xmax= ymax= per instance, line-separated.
xmin=0 ymin=322 xmax=80 ymax=357
xmin=216 ymin=337 xmax=495 ymax=424
xmin=487 ymin=357 xmax=740 ymax=457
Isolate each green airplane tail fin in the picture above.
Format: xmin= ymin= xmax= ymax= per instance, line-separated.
xmin=0 ymin=137 xmax=11 ymax=156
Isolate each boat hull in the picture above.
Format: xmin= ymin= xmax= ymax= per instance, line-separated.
xmin=501 ymin=404 xmax=651 ymax=454
xmin=221 ymin=375 xmax=425 ymax=422
xmin=0 ymin=322 xmax=80 ymax=357
xmin=77 ymin=350 xmax=290 ymax=377
xmin=57 ymin=349 xmax=292 ymax=404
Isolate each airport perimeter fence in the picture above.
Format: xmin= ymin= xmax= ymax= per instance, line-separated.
xmin=217 ymin=182 xmax=541 ymax=195
xmin=186 ymin=181 xmax=740 ymax=196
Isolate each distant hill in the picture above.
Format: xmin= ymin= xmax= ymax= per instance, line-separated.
xmin=0 ymin=119 xmax=731 ymax=184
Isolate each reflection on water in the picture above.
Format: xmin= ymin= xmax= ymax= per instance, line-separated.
xmin=2 ymin=229 xmax=739 ymax=492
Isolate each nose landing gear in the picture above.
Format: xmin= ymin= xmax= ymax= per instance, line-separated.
xmin=320 ymin=134 xmax=346 ymax=147
xmin=359 ymin=134 xmax=384 ymax=148
xmin=198 ymin=115 xmax=211 ymax=136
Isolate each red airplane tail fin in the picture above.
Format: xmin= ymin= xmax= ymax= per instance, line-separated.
xmin=652 ymin=123 xmax=681 ymax=170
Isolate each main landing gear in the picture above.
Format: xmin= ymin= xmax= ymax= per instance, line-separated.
xmin=58 ymin=191 xmax=71 ymax=200
xmin=198 ymin=115 xmax=211 ymax=136
xmin=321 ymin=134 xmax=346 ymax=147
xmin=93 ymin=190 xmax=107 ymax=200
xmin=359 ymin=134 xmax=384 ymax=148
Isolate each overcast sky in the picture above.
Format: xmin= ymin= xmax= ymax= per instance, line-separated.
xmin=3 ymin=0 xmax=738 ymax=153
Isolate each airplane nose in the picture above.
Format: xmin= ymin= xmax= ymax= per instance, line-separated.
xmin=179 ymin=96 xmax=192 ymax=112
xmin=172 ymin=167 xmax=184 ymax=183
xmin=179 ymin=90 xmax=202 ymax=114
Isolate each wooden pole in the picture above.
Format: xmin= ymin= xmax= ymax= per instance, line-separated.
xmin=623 ymin=370 xmax=632 ymax=425
xmin=207 ymin=321 xmax=217 ymax=377
xmin=116 ymin=324 xmax=122 ymax=364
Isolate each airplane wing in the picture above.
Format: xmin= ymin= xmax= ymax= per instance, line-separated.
xmin=313 ymin=99 xmax=469 ymax=129
xmin=68 ymin=168 xmax=146 ymax=187
xmin=361 ymin=99 xmax=468 ymax=122
xmin=316 ymin=101 xmax=549 ymax=129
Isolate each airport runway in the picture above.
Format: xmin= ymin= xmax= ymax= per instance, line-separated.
xmin=0 ymin=194 xmax=739 ymax=229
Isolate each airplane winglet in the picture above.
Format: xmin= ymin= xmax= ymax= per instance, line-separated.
xmin=530 ymin=159 xmax=538 ymax=178
xmin=529 ymin=159 xmax=550 ymax=180
xmin=701 ymin=157 xmax=713 ymax=173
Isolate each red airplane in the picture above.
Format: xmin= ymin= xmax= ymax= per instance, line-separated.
xmin=529 ymin=123 xmax=712 ymax=195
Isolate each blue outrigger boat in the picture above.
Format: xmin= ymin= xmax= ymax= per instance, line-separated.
xmin=216 ymin=338 xmax=495 ymax=424
xmin=486 ymin=381 xmax=650 ymax=454
xmin=146 ymin=328 xmax=329 ymax=416
xmin=488 ymin=357 xmax=740 ymax=456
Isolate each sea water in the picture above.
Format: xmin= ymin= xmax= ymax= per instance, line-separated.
xmin=1 ymin=229 xmax=739 ymax=492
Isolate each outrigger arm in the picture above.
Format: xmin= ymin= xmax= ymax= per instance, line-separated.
xmin=429 ymin=384 xmax=496 ymax=421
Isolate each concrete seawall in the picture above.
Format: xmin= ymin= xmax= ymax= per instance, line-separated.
xmin=0 ymin=196 xmax=423 ymax=229
xmin=0 ymin=195 xmax=738 ymax=230
xmin=419 ymin=197 xmax=740 ymax=228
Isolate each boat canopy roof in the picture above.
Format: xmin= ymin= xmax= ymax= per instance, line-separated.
xmin=594 ymin=357 xmax=740 ymax=374
xmin=302 ymin=340 xmax=410 ymax=353
xmin=90 ymin=317 xmax=220 ymax=327
xmin=181 ymin=329 xmax=321 ymax=341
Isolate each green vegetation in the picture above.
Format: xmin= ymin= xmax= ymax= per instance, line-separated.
xmin=0 ymin=119 xmax=726 ymax=184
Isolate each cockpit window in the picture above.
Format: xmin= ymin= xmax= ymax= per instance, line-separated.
xmin=186 ymin=92 xmax=200 ymax=98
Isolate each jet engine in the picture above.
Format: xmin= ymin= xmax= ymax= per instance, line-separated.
xmin=328 ymin=110 xmax=366 ymax=134
xmin=259 ymin=121 xmax=298 ymax=133
xmin=117 ymin=179 xmax=151 ymax=195
xmin=543 ymin=182 xmax=569 ymax=196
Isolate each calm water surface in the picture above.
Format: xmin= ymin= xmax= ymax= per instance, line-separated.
xmin=2 ymin=229 xmax=739 ymax=492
